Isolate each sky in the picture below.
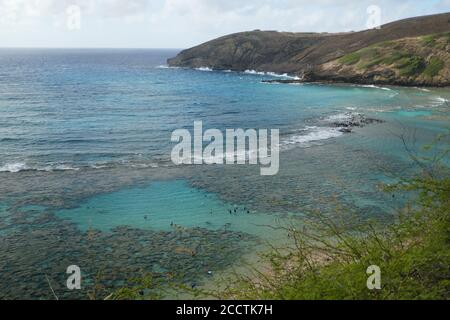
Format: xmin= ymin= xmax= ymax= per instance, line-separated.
xmin=0 ymin=0 xmax=448 ymax=48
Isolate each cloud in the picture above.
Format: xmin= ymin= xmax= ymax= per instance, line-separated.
xmin=0 ymin=0 xmax=448 ymax=47
xmin=0 ymin=0 xmax=156 ymax=21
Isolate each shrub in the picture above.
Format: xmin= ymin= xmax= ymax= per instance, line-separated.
xmin=423 ymin=57 xmax=445 ymax=77
xmin=339 ymin=52 xmax=361 ymax=65
xmin=381 ymin=51 xmax=408 ymax=65
xmin=397 ymin=56 xmax=426 ymax=76
xmin=220 ymin=132 xmax=450 ymax=300
xmin=421 ymin=35 xmax=436 ymax=47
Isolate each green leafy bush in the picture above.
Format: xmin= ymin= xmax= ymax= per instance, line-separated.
xmin=423 ymin=57 xmax=445 ymax=77
xmin=381 ymin=51 xmax=409 ymax=65
xmin=112 ymin=133 xmax=450 ymax=300
xmin=339 ymin=52 xmax=361 ymax=65
xmin=220 ymin=133 xmax=450 ymax=300
xmin=421 ymin=35 xmax=436 ymax=47
xmin=397 ymin=56 xmax=426 ymax=76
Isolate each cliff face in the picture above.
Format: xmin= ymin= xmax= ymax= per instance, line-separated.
xmin=168 ymin=31 xmax=329 ymax=74
xmin=168 ymin=12 xmax=450 ymax=86
xmin=313 ymin=32 xmax=450 ymax=86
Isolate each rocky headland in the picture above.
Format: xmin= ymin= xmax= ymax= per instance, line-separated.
xmin=168 ymin=13 xmax=450 ymax=87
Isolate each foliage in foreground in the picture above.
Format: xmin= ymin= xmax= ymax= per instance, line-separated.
xmin=217 ymin=133 xmax=450 ymax=300
xmin=111 ymin=132 xmax=449 ymax=300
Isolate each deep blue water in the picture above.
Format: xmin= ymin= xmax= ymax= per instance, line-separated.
xmin=0 ymin=49 xmax=448 ymax=299
xmin=1 ymin=49 xmax=448 ymax=172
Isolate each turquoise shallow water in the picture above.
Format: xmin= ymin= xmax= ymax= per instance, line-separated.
xmin=394 ymin=110 xmax=433 ymax=118
xmin=56 ymin=180 xmax=281 ymax=240
xmin=0 ymin=49 xmax=449 ymax=299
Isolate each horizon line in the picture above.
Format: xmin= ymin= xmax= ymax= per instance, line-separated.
xmin=0 ymin=47 xmax=185 ymax=50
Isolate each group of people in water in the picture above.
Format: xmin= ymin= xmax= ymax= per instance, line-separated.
xmin=167 ymin=205 xmax=252 ymax=232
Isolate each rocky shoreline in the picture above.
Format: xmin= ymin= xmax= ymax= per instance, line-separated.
xmin=261 ymin=78 xmax=450 ymax=88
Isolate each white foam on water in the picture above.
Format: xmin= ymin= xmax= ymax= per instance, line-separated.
xmin=195 ymin=67 xmax=213 ymax=72
xmin=433 ymin=96 xmax=448 ymax=104
xmin=90 ymin=164 xmax=110 ymax=169
xmin=155 ymin=65 xmax=179 ymax=69
xmin=323 ymin=112 xmax=355 ymax=122
xmin=424 ymin=96 xmax=450 ymax=108
xmin=0 ymin=162 xmax=29 ymax=173
xmin=281 ymin=126 xmax=344 ymax=148
xmin=244 ymin=69 xmax=266 ymax=76
xmin=182 ymin=67 xmax=301 ymax=79
xmin=129 ymin=163 xmax=160 ymax=169
xmin=0 ymin=162 xmax=80 ymax=173
xmin=267 ymin=72 xmax=300 ymax=80
xmin=366 ymin=107 xmax=396 ymax=113
xmin=0 ymin=160 xmax=167 ymax=173
xmin=358 ymin=84 xmax=393 ymax=91
xmin=49 ymin=164 xmax=80 ymax=172
xmin=244 ymin=69 xmax=300 ymax=80
xmin=192 ymin=148 xmax=261 ymax=165
xmin=415 ymin=87 xmax=431 ymax=92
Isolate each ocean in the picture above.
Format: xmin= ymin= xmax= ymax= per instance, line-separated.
xmin=0 ymin=49 xmax=449 ymax=299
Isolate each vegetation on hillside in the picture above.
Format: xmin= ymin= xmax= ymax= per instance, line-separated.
xmin=421 ymin=31 xmax=450 ymax=49
xmin=335 ymin=31 xmax=449 ymax=83
xmin=169 ymin=13 xmax=450 ymax=86
xmin=423 ymin=57 xmax=445 ymax=77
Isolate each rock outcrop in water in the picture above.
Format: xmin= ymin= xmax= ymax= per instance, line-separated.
xmin=168 ymin=13 xmax=450 ymax=87
xmin=330 ymin=113 xmax=384 ymax=134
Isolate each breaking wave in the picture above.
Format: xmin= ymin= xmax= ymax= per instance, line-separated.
xmin=0 ymin=161 xmax=162 ymax=173
xmin=195 ymin=67 xmax=213 ymax=72
xmin=0 ymin=162 xmax=80 ymax=173
xmin=357 ymin=84 xmax=393 ymax=91
xmin=244 ymin=69 xmax=300 ymax=80
xmin=281 ymin=126 xmax=344 ymax=149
